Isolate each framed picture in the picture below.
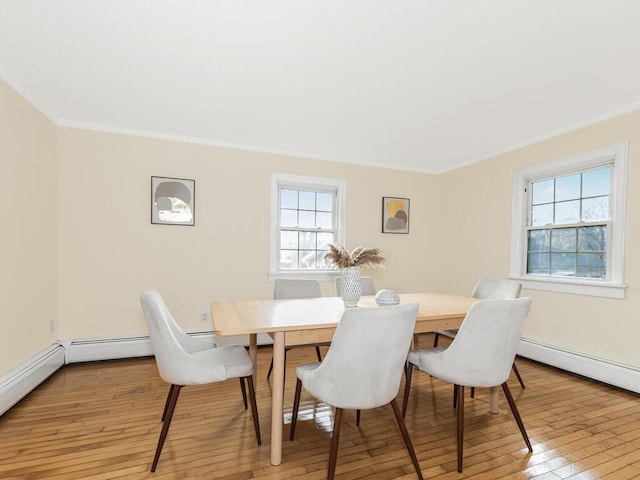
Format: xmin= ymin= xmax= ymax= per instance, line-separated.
xmin=382 ymin=197 xmax=410 ymax=234
xmin=151 ymin=176 xmax=195 ymax=226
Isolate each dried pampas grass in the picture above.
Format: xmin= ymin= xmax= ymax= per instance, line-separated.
xmin=324 ymin=243 xmax=386 ymax=269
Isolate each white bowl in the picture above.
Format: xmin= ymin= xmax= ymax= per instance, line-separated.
xmin=375 ymin=289 xmax=400 ymax=306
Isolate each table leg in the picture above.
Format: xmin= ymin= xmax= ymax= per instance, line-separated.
xmin=270 ymin=331 xmax=285 ymax=466
xmin=249 ymin=333 xmax=257 ymax=386
xmin=489 ymin=386 xmax=499 ymax=414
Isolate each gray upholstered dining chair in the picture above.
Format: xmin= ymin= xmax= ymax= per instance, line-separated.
xmin=433 ymin=277 xmax=526 ymax=392
xmin=290 ymin=303 xmax=424 ymax=480
xmin=267 ymin=279 xmax=324 ymax=380
xmin=403 ymin=297 xmax=533 ymax=473
xmin=140 ymin=290 xmax=261 ymax=472
xmin=334 ymin=276 xmax=377 ymax=296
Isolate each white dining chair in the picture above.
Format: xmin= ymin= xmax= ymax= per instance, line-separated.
xmin=267 ymin=279 xmax=324 ymax=380
xmin=140 ymin=290 xmax=261 ymax=472
xmin=402 ymin=297 xmax=533 ymax=473
xmin=290 ymin=302 xmax=424 ymax=480
xmin=334 ymin=276 xmax=377 ymax=296
xmin=433 ymin=278 xmax=526 ymax=393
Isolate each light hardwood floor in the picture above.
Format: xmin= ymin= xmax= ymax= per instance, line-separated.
xmin=1 ymin=335 xmax=639 ymax=480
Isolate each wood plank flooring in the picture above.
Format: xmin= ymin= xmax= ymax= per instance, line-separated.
xmin=1 ymin=335 xmax=639 ymax=480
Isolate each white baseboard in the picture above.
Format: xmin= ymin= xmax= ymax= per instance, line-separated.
xmin=0 ymin=344 xmax=65 ymax=416
xmin=517 ymin=338 xmax=640 ymax=394
xmin=3 ymin=333 xmax=638 ymax=418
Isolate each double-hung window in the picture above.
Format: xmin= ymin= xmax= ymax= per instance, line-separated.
xmin=510 ymin=143 xmax=628 ymax=298
xmin=269 ymin=173 xmax=346 ymax=280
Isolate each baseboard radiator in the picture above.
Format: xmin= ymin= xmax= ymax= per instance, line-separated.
xmin=1 ymin=334 xmax=638 ymax=417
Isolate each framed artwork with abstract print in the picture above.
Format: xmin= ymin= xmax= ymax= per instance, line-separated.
xmin=151 ymin=176 xmax=195 ymax=226
xmin=382 ymin=197 xmax=410 ymax=234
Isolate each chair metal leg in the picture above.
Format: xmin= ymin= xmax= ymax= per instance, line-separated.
xmin=239 ymin=377 xmax=248 ymax=410
xmin=327 ymin=407 xmax=343 ymax=480
xmin=390 ymin=399 xmax=424 ymax=480
xmin=402 ymin=362 xmax=414 ymax=418
xmin=290 ymin=378 xmax=303 ymax=441
xmin=356 ymin=409 xmax=361 ymax=426
xmin=501 ymin=382 xmax=532 ymax=451
xmin=470 ymin=387 xmax=475 ymax=398
xmin=151 ymin=384 xmax=182 ymax=472
xmin=245 ymin=375 xmax=261 ymax=445
xmin=432 ymin=332 xmax=440 ymax=347
xmin=315 ymin=345 xmax=323 ymax=362
xmin=453 ymin=384 xmax=458 ymax=409
xmin=267 ymin=347 xmax=289 ymax=380
xmin=512 ymin=361 xmax=526 ymax=389
xmin=161 ymin=384 xmax=176 ymax=422
xmin=456 ymin=384 xmax=464 ymax=473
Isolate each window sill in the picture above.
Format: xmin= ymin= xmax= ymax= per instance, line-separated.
xmin=509 ymin=275 xmax=626 ymax=299
xmin=268 ymin=270 xmax=340 ymax=282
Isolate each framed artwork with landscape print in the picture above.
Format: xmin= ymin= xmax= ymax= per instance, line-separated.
xmin=151 ymin=176 xmax=195 ymax=226
xmin=382 ymin=197 xmax=410 ymax=234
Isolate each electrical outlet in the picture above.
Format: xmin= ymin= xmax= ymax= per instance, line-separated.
xmin=200 ymin=312 xmax=209 ymax=322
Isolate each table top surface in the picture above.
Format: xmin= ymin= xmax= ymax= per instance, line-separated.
xmin=211 ymin=292 xmax=476 ymax=336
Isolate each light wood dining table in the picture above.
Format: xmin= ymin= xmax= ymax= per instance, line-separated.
xmin=211 ymin=292 xmax=483 ymax=466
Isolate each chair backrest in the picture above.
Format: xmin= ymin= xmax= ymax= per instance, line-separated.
xmin=274 ymin=279 xmax=321 ymax=300
xmin=335 ymin=276 xmax=377 ymax=296
xmin=437 ymin=298 xmax=532 ymax=387
xmin=471 ymin=278 xmax=522 ymax=300
xmin=301 ymin=302 xmax=419 ymax=410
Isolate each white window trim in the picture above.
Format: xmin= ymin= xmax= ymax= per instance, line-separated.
xmin=509 ymin=142 xmax=628 ymax=299
xmin=268 ymin=173 xmax=346 ymax=281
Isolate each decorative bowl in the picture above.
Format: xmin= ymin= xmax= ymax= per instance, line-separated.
xmin=375 ymin=289 xmax=400 ymax=306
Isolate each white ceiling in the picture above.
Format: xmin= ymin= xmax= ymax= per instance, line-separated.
xmin=2 ymin=1 xmax=640 ymax=173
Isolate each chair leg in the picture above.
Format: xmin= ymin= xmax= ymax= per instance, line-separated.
xmin=267 ymin=348 xmax=289 ymax=380
xmin=151 ymin=384 xmax=182 ymax=472
xmin=245 ymin=375 xmax=261 ymax=445
xmin=456 ymin=384 xmax=464 ymax=473
xmin=432 ymin=332 xmax=440 ymax=347
xmin=239 ymin=378 xmax=248 ymax=410
xmin=161 ymin=384 xmax=175 ymax=422
xmin=470 ymin=387 xmax=475 ymax=398
xmin=512 ymin=361 xmax=526 ymax=389
xmin=453 ymin=384 xmax=458 ymax=409
xmin=315 ymin=345 xmax=323 ymax=362
xmin=402 ymin=362 xmax=414 ymax=418
xmin=390 ymin=399 xmax=424 ymax=480
xmin=290 ymin=378 xmax=303 ymax=441
xmin=501 ymin=382 xmax=532 ymax=452
xmin=356 ymin=409 xmax=361 ymax=426
xmin=327 ymin=407 xmax=343 ymax=480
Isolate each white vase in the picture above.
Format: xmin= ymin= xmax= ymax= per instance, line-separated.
xmin=340 ymin=267 xmax=362 ymax=307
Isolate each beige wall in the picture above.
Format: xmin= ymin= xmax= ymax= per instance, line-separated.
xmin=0 ymin=79 xmax=58 ymax=373
xmin=435 ymin=110 xmax=640 ymax=369
xmin=56 ymin=128 xmax=439 ymax=340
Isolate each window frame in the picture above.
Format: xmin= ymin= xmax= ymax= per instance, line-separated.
xmin=269 ymin=173 xmax=346 ymax=281
xmin=509 ymin=143 xmax=628 ymax=299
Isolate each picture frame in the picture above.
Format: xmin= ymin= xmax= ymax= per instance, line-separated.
xmin=151 ymin=176 xmax=195 ymax=226
xmin=382 ymin=197 xmax=410 ymax=234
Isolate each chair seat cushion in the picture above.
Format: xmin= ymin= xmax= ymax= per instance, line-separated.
xmin=178 ymin=345 xmax=254 ymax=385
xmin=436 ymin=329 xmax=458 ymax=338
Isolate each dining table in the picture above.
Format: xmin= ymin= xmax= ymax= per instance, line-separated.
xmin=211 ymin=292 xmax=484 ymax=466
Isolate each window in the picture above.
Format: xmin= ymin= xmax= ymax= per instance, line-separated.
xmin=510 ymin=143 xmax=627 ymax=298
xmin=269 ymin=173 xmax=346 ymax=280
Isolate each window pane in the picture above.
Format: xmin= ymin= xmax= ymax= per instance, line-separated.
xmin=582 ymin=196 xmax=609 ymax=222
xmin=299 ymin=250 xmax=316 ymax=269
xmin=299 ymin=211 xmax=315 ymax=228
xmin=281 ymin=231 xmax=298 ymax=249
xmin=582 ymin=167 xmax=610 ymax=198
xmin=281 ymin=189 xmax=298 ymax=209
xmin=280 ymin=250 xmax=298 ymax=270
xmin=316 ymin=252 xmax=332 ymax=269
xmin=531 ymin=204 xmax=553 ymax=226
xmin=532 ymin=179 xmax=554 ymax=205
xmin=299 ymin=191 xmax=315 ymax=210
xmin=317 ymin=232 xmax=334 ymax=251
xmin=281 ymin=209 xmax=298 ymax=227
xmin=577 ymin=253 xmax=606 ymax=278
xmin=316 ymin=192 xmax=333 ymax=212
xmin=299 ymin=231 xmax=316 ymax=250
xmin=551 ymin=253 xmax=576 ymax=276
xmin=528 ymin=229 xmax=550 ymax=252
xmin=555 ymin=200 xmax=580 ymax=224
xmin=527 ymin=253 xmax=549 ymax=274
xmin=578 ymin=226 xmax=606 ymax=252
xmin=551 ymin=228 xmax=576 ymax=252
xmin=317 ymin=211 xmax=332 ymax=229
xmin=555 ymin=174 xmax=580 ymax=202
